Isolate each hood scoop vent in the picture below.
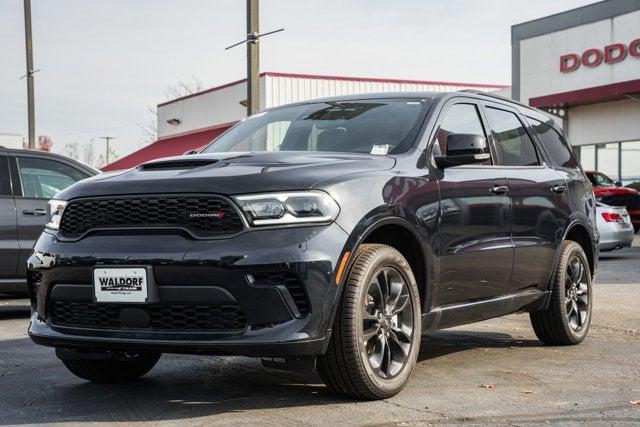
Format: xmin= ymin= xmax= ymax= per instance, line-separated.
xmin=141 ymin=159 xmax=219 ymax=170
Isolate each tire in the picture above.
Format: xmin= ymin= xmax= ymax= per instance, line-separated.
xmin=60 ymin=351 xmax=161 ymax=382
xmin=530 ymin=240 xmax=593 ymax=345
xmin=317 ymin=244 xmax=421 ymax=400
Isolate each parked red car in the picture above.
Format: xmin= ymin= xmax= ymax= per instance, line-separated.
xmin=586 ymin=171 xmax=640 ymax=233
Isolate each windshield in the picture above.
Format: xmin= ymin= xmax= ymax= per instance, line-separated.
xmin=202 ymin=98 xmax=431 ymax=155
xmin=587 ymin=172 xmax=615 ymax=187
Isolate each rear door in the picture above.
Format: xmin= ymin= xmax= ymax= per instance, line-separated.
xmin=433 ymin=99 xmax=513 ymax=306
xmin=482 ymin=103 xmax=570 ymax=293
xmin=0 ymin=154 xmax=19 ymax=282
xmin=11 ymin=154 xmax=90 ymax=279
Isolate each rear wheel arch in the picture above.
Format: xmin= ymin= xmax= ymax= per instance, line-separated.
xmin=563 ymin=222 xmax=595 ymax=278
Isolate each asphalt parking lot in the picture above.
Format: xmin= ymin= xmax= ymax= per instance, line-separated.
xmin=1 ymin=238 xmax=639 ymax=426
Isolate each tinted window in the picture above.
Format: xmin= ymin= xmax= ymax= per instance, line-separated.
xmin=485 ymin=107 xmax=539 ymax=166
xmin=0 ymin=155 xmax=10 ymax=196
xmin=16 ymin=157 xmax=87 ymax=199
xmin=434 ymin=103 xmax=490 ymax=163
xmin=528 ymin=117 xmax=577 ymax=168
xmin=202 ymin=99 xmax=432 ymax=155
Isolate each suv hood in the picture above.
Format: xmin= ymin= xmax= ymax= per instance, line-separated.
xmin=57 ymin=152 xmax=396 ymax=199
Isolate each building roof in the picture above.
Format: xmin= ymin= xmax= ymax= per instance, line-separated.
xmin=102 ymin=124 xmax=230 ymax=172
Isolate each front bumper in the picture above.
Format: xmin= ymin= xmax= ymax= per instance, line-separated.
xmin=27 ymin=224 xmax=349 ymax=357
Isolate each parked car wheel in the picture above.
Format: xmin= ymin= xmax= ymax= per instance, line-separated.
xmin=60 ymin=351 xmax=161 ymax=382
xmin=530 ymin=241 xmax=592 ymax=345
xmin=317 ymin=244 xmax=421 ymax=399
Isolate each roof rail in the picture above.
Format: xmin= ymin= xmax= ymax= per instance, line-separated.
xmin=459 ymin=89 xmax=533 ymax=110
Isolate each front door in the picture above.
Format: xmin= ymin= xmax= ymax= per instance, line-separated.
xmin=11 ymin=154 xmax=90 ymax=279
xmin=433 ymin=100 xmax=513 ymax=306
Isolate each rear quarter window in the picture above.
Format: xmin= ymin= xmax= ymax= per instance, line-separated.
xmin=527 ymin=117 xmax=578 ymax=169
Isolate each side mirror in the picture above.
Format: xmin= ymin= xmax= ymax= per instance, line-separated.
xmin=434 ymin=134 xmax=490 ymax=168
xmin=183 ymin=149 xmax=199 ymax=155
xmin=615 ymin=181 xmax=622 ymax=187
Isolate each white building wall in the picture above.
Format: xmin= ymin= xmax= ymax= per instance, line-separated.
xmin=519 ymin=10 xmax=640 ymax=104
xmin=0 ymin=133 xmax=24 ymax=149
xmin=568 ymin=98 xmax=640 ymax=146
xmin=263 ymin=74 xmax=504 ymax=108
xmin=157 ymin=76 xmax=267 ymax=139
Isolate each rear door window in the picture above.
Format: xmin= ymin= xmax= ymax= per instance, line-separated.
xmin=485 ymin=107 xmax=540 ymax=167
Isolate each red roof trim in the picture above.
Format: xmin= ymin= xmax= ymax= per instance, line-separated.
xmin=529 ymin=79 xmax=640 ymax=108
xmin=157 ymin=71 xmax=509 ymax=108
xmin=157 ymin=121 xmax=238 ymax=141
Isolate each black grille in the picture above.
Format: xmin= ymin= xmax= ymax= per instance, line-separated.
xmin=141 ymin=159 xmax=217 ymax=170
xmin=600 ymin=194 xmax=640 ymax=211
xmin=251 ymin=271 xmax=309 ymax=316
xmin=59 ymin=195 xmax=244 ymax=239
xmin=50 ymin=301 xmax=247 ymax=332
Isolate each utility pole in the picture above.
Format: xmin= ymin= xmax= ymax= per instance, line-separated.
xmin=225 ymin=1 xmax=283 ymax=116
xmin=246 ymin=0 xmax=259 ymax=115
xmin=23 ymin=0 xmax=36 ymax=149
xmin=98 ymin=136 xmax=116 ymax=165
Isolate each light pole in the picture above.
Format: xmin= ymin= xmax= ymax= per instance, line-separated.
xmin=246 ymin=0 xmax=259 ymax=115
xmin=225 ymin=1 xmax=283 ymax=116
xmin=23 ymin=0 xmax=36 ymax=149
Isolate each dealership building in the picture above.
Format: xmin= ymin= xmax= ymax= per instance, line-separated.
xmin=105 ymin=0 xmax=640 ymax=181
xmin=512 ymin=0 xmax=640 ymax=183
xmin=103 ymin=72 xmax=506 ymax=171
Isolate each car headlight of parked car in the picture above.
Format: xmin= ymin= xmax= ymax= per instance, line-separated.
xmin=46 ymin=199 xmax=67 ymax=230
xmin=234 ymin=191 xmax=339 ymax=226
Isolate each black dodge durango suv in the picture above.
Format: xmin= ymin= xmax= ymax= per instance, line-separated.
xmin=28 ymin=91 xmax=597 ymax=399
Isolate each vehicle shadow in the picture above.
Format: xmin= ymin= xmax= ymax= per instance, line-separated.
xmin=0 ymin=329 xmax=541 ymax=424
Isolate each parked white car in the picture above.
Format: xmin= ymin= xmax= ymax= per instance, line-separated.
xmin=597 ymin=202 xmax=635 ymax=252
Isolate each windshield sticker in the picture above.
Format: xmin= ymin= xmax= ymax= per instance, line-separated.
xmin=371 ymin=144 xmax=390 ymax=155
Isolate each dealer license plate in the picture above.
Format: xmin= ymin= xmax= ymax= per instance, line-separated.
xmin=94 ymin=268 xmax=148 ymax=303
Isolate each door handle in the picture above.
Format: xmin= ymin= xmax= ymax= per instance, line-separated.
xmin=550 ymin=184 xmax=568 ymax=194
xmin=490 ymin=185 xmax=509 ymax=195
xmin=23 ymin=208 xmax=47 ymax=216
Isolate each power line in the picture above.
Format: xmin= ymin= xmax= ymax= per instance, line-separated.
xmin=50 ymin=123 xmax=140 ymax=138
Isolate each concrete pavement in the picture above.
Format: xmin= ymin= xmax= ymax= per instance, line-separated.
xmin=1 ymin=237 xmax=639 ymax=425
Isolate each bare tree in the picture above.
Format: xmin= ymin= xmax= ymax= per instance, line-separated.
xmin=23 ymin=135 xmax=53 ymax=151
xmin=139 ymin=76 xmax=203 ymax=146
xmin=96 ymin=145 xmax=119 ymax=169
xmin=62 ymin=141 xmax=81 ymax=160
xmin=82 ymin=140 xmax=97 ymax=167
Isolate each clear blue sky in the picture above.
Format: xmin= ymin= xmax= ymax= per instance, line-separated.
xmin=0 ymin=0 xmax=595 ymax=157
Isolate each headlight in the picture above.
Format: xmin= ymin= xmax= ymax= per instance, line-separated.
xmin=234 ymin=191 xmax=339 ymax=226
xmin=46 ymin=199 xmax=67 ymax=230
